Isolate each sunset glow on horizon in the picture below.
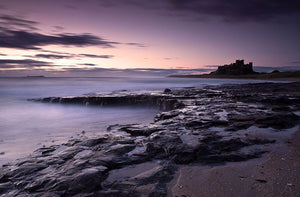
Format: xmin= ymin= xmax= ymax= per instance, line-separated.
xmin=0 ymin=0 xmax=299 ymax=77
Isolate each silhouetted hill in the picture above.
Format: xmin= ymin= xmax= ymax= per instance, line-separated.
xmin=170 ymin=60 xmax=300 ymax=80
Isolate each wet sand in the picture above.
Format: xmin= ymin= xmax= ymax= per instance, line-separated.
xmin=170 ymin=127 xmax=300 ymax=197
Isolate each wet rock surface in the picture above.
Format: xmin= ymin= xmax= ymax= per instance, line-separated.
xmin=29 ymin=92 xmax=184 ymax=111
xmin=2 ymin=82 xmax=300 ymax=196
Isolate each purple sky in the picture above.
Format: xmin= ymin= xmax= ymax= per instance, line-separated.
xmin=0 ymin=0 xmax=299 ymax=77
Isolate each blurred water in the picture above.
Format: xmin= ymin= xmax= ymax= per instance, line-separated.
xmin=0 ymin=77 xmax=287 ymax=165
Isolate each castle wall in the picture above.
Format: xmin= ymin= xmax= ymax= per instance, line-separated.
xmin=214 ymin=60 xmax=255 ymax=75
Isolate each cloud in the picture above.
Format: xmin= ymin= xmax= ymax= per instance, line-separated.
xmin=34 ymin=54 xmax=71 ymax=59
xmin=125 ymin=42 xmax=147 ymax=48
xmin=170 ymin=0 xmax=300 ymax=22
xmin=40 ymin=50 xmax=71 ymax=55
xmin=52 ymin=26 xmax=65 ymax=32
xmin=175 ymin=66 xmax=189 ymax=69
xmin=122 ymin=68 xmax=214 ymax=76
xmin=79 ymin=54 xmax=114 ymax=58
xmin=0 ymin=60 xmax=214 ymax=76
xmin=164 ymin=57 xmax=179 ymax=60
xmin=77 ymin=63 xmax=97 ymax=66
xmin=30 ymin=52 xmax=114 ymax=60
xmin=32 ymin=53 xmax=114 ymax=59
xmin=0 ymin=13 xmax=146 ymax=50
xmin=0 ymin=29 xmax=119 ymax=50
xmin=103 ymin=0 xmax=300 ymax=22
xmin=53 ymin=67 xmax=213 ymax=77
xmin=0 ymin=59 xmax=52 ymax=68
xmin=203 ymin=65 xmax=220 ymax=68
xmin=0 ymin=59 xmax=48 ymax=64
xmin=0 ymin=14 xmax=38 ymax=30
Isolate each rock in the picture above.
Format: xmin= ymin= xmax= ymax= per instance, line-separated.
xmin=66 ymin=167 xmax=107 ymax=195
xmin=106 ymin=144 xmax=136 ymax=155
xmin=255 ymin=179 xmax=267 ymax=183
xmin=3 ymin=82 xmax=299 ymax=196
xmin=79 ymin=137 xmax=108 ymax=147
xmin=120 ymin=125 xmax=164 ymax=136
xmin=54 ymin=146 xmax=84 ymax=161
xmin=95 ymin=190 xmax=130 ymax=197
xmin=30 ymin=94 xmax=183 ymax=111
xmin=0 ymin=182 xmax=14 ymax=194
xmin=7 ymin=163 xmax=48 ymax=178
xmin=225 ymin=122 xmax=253 ymax=131
xmin=164 ymin=88 xmax=172 ymax=93
xmin=173 ymin=147 xmax=197 ymax=164
xmin=154 ymin=111 xmax=180 ymax=121
xmin=254 ymin=112 xmax=299 ymax=129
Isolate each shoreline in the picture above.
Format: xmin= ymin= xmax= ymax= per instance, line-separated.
xmin=169 ymin=126 xmax=300 ymax=197
xmin=1 ymin=82 xmax=300 ymax=196
xmin=169 ymin=70 xmax=300 ymax=81
xmin=169 ymin=75 xmax=300 ymax=82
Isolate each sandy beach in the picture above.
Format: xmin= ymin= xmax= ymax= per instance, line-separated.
xmin=170 ymin=127 xmax=300 ymax=197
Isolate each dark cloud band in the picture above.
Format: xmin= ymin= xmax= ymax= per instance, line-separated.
xmin=34 ymin=54 xmax=71 ymax=59
xmin=0 ymin=30 xmax=118 ymax=49
xmin=0 ymin=14 xmax=38 ymax=30
xmin=32 ymin=53 xmax=114 ymax=59
xmin=169 ymin=0 xmax=300 ymax=22
xmin=0 ymin=59 xmax=52 ymax=68
xmin=79 ymin=54 xmax=114 ymax=58
xmin=0 ymin=13 xmax=146 ymax=50
xmin=104 ymin=0 xmax=300 ymax=22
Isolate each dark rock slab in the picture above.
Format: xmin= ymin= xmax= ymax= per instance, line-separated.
xmin=29 ymin=94 xmax=184 ymax=111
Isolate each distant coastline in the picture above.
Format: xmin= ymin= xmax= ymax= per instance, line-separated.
xmin=169 ymin=59 xmax=300 ymax=81
xmin=26 ymin=75 xmax=45 ymax=78
xmin=169 ymin=71 xmax=300 ymax=81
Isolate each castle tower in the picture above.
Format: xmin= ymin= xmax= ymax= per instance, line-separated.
xmin=235 ymin=59 xmax=244 ymax=66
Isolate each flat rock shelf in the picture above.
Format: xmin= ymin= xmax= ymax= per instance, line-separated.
xmin=1 ymin=82 xmax=300 ymax=196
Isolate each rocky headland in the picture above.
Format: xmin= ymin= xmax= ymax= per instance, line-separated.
xmin=1 ymin=82 xmax=300 ymax=196
xmin=170 ymin=59 xmax=300 ymax=80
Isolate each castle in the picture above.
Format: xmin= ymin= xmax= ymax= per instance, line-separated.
xmin=212 ymin=60 xmax=256 ymax=75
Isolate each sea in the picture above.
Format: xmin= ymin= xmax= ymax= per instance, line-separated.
xmin=0 ymin=77 xmax=289 ymax=165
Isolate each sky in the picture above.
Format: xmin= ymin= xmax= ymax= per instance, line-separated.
xmin=0 ymin=0 xmax=299 ymax=77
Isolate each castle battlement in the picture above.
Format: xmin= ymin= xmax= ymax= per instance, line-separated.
xmin=213 ymin=59 xmax=255 ymax=75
